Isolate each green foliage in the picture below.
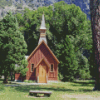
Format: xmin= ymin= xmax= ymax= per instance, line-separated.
xmin=15 ymin=1 xmax=93 ymax=81
xmin=15 ymin=58 xmax=28 ymax=77
xmin=76 ymin=52 xmax=91 ymax=79
xmin=61 ymin=35 xmax=78 ymax=81
xmin=58 ymin=72 xmax=64 ymax=81
xmin=23 ymin=80 xmax=28 ymax=82
xmin=24 ymin=80 xmax=36 ymax=83
xmin=0 ymin=12 xmax=27 ymax=81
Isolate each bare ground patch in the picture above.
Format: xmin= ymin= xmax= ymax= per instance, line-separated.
xmin=26 ymin=95 xmax=50 ymax=98
xmin=62 ymin=94 xmax=100 ymax=100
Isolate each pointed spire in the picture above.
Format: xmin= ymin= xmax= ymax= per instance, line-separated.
xmin=40 ymin=13 xmax=46 ymax=30
xmin=38 ymin=13 xmax=47 ymax=45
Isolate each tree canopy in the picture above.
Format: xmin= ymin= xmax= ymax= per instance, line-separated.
xmin=14 ymin=1 xmax=93 ymax=81
xmin=0 ymin=12 xmax=27 ymax=82
xmin=0 ymin=1 xmax=93 ymax=81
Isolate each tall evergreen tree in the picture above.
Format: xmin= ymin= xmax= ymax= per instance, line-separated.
xmin=0 ymin=12 xmax=27 ymax=83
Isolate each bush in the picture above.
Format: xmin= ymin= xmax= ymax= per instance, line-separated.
xmin=24 ymin=80 xmax=28 ymax=82
xmin=58 ymin=73 xmax=63 ymax=81
xmin=28 ymin=80 xmax=35 ymax=83
xmin=24 ymin=80 xmax=36 ymax=83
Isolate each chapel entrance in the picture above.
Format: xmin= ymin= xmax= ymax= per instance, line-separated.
xmin=39 ymin=62 xmax=47 ymax=83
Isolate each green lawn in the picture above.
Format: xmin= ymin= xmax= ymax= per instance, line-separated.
xmin=0 ymin=79 xmax=100 ymax=100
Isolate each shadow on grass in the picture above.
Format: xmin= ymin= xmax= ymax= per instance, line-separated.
xmin=0 ymin=79 xmax=3 ymax=82
xmin=0 ymin=80 xmax=5 ymax=91
xmin=3 ymin=80 xmax=95 ymax=93
xmin=11 ymin=84 xmax=93 ymax=94
xmin=78 ymin=88 xmax=93 ymax=92
xmin=72 ymin=81 xmax=95 ymax=87
xmin=13 ymin=85 xmax=73 ymax=92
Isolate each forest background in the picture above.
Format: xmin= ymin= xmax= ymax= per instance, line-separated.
xmin=0 ymin=1 xmax=94 ymax=81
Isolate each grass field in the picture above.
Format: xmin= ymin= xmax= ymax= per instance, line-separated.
xmin=0 ymin=79 xmax=100 ymax=100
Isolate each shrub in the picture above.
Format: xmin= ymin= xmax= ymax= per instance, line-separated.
xmin=24 ymin=80 xmax=36 ymax=83
xmin=24 ymin=80 xmax=28 ymax=82
xmin=58 ymin=73 xmax=63 ymax=81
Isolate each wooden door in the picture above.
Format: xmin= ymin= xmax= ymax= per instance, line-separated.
xmin=39 ymin=64 xmax=47 ymax=83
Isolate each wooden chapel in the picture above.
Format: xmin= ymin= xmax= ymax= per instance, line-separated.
xmin=15 ymin=13 xmax=60 ymax=83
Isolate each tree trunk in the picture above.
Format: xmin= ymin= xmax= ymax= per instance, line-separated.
xmin=90 ymin=0 xmax=100 ymax=90
xmin=10 ymin=72 xmax=13 ymax=81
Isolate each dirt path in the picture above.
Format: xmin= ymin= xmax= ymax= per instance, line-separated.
xmin=62 ymin=94 xmax=100 ymax=100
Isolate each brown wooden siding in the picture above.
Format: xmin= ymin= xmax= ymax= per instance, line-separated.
xmin=15 ymin=73 xmax=22 ymax=81
xmin=27 ymin=43 xmax=58 ymax=81
xmin=15 ymin=43 xmax=58 ymax=81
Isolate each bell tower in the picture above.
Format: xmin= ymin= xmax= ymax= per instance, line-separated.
xmin=38 ymin=13 xmax=47 ymax=45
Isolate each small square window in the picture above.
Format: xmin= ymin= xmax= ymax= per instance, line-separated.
xmin=31 ymin=64 xmax=34 ymax=72
xmin=51 ymin=64 xmax=53 ymax=72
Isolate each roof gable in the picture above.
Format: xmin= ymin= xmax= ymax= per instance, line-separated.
xmin=27 ymin=40 xmax=60 ymax=63
xmin=35 ymin=58 xmax=50 ymax=69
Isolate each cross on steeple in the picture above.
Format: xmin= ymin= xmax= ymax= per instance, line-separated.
xmin=38 ymin=13 xmax=47 ymax=45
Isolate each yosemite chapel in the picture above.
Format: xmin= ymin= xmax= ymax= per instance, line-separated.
xmin=15 ymin=14 xmax=60 ymax=83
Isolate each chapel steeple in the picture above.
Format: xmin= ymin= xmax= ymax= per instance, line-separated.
xmin=38 ymin=13 xmax=47 ymax=45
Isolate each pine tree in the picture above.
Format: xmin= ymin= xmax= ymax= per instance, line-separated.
xmin=0 ymin=12 xmax=27 ymax=83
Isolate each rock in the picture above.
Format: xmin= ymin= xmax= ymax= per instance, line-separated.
xmin=0 ymin=0 xmax=90 ymax=19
